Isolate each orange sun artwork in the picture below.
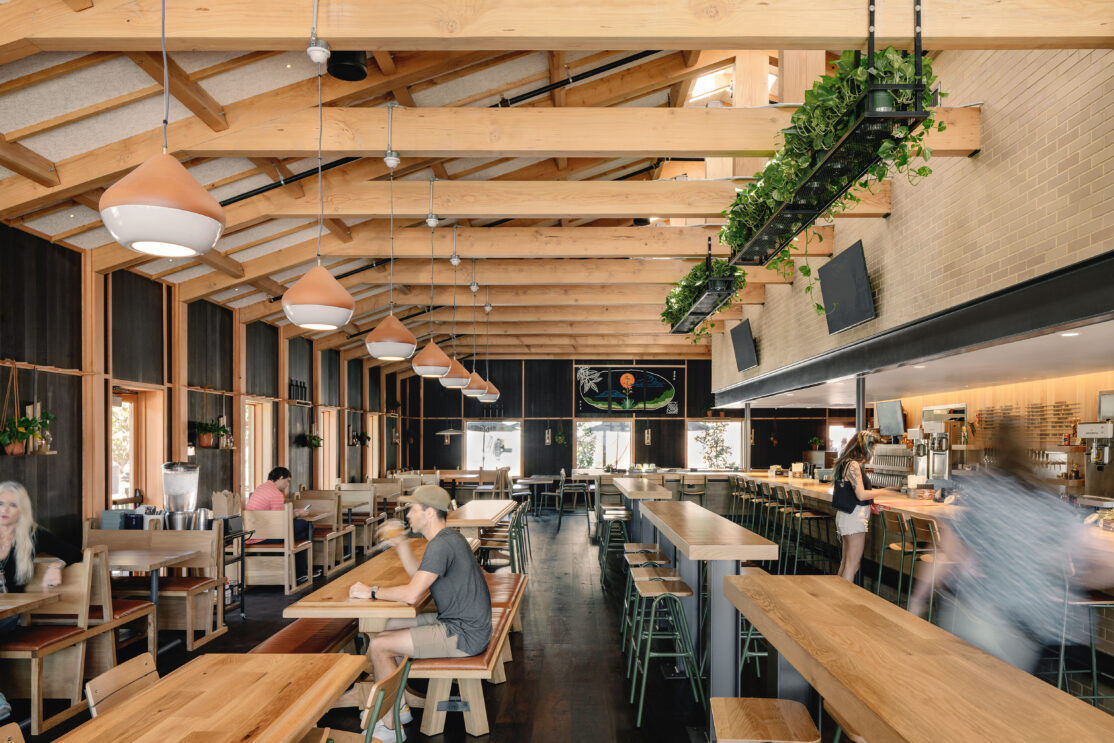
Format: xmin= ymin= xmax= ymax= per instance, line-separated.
xmin=619 ymin=373 xmax=635 ymax=390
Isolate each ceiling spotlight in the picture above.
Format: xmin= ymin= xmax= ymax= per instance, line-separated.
xmin=306 ymin=37 xmax=331 ymax=64
xmin=484 ymin=302 xmax=492 ymax=313
xmin=1061 ymin=332 xmax=1080 ymax=337
xmin=327 ymin=50 xmax=368 ymax=81
xmin=470 ymin=281 xmax=479 ymax=293
xmin=383 ymin=150 xmax=400 ymax=169
xmin=426 ymin=214 xmax=439 ymax=228
xmin=450 ymin=254 xmax=461 ymax=267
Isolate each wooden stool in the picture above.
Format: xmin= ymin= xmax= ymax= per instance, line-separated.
xmin=623 ymin=542 xmax=659 ymax=553
xmin=711 ymin=697 xmax=820 ymax=743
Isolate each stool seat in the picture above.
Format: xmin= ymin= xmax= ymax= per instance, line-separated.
xmin=629 ymin=566 xmax=680 ymax=581
xmin=634 ymin=579 xmax=693 ymax=598
xmin=623 ymin=543 xmax=659 ymax=553
xmin=624 ymin=552 xmax=669 ymax=567
xmin=711 ymin=697 xmax=820 ymax=743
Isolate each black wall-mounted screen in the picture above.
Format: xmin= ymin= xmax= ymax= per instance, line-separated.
xmin=875 ymin=399 xmax=905 ymax=437
xmin=730 ymin=319 xmax=758 ymax=371
xmin=818 ymin=240 xmax=876 ymax=335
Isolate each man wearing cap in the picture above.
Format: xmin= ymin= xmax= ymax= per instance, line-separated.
xmin=349 ymin=485 xmax=491 ymax=738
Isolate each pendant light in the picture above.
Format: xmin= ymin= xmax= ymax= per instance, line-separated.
xmin=366 ymin=102 xmax=418 ymax=360
xmin=440 ymin=227 xmax=471 ymax=389
xmin=282 ymin=50 xmax=355 ymax=331
xmin=462 ymin=261 xmax=488 ymax=398
xmin=99 ymin=0 xmax=225 ymax=257
xmin=411 ymin=189 xmax=452 ymax=377
xmin=478 ymin=289 xmax=500 ymax=403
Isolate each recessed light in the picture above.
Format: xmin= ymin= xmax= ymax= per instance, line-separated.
xmin=286 ymin=64 xmax=292 ymax=69
xmin=1061 ymin=332 xmax=1080 ymax=337
xmin=914 ymin=365 xmax=926 ymax=369
xmin=785 ymin=393 xmax=794 ymax=397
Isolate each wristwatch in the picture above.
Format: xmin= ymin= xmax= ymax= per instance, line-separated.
xmin=370 ymin=585 xmax=379 ymax=600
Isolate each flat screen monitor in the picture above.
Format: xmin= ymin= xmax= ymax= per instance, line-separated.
xmin=730 ymin=319 xmax=758 ymax=371
xmin=875 ymin=399 xmax=905 ymax=437
xmin=817 ymin=240 xmax=876 ymax=334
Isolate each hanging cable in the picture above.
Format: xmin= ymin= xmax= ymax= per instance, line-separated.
xmin=471 ymin=260 xmax=478 ymax=371
xmin=485 ymin=286 xmax=491 ymax=380
xmin=315 ymin=62 xmax=324 ymax=265
xmin=429 ymin=222 xmax=436 ymax=339
xmin=451 ymin=227 xmax=459 ymax=357
xmin=160 ymin=0 xmax=169 ymax=153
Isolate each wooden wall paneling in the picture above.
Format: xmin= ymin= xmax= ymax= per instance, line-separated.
xmin=109 ymin=270 xmax=164 ymax=385
xmin=346 ymin=358 xmax=363 ymax=411
xmin=402 ymin=417 xmax=421 ymax=470
xmin=523 ymin=418 xmax=573 ymax=476
xmin=749 ymin=417 xmax=828 ymax=469
xmin=186 ymin=390 xmax=233 ymax=506
xmin=287 ymin=336 xmax=312 ymax=400
xmin=287 ymin=403 xmax=312 ymax=491
xmin=463 ymin=360 xmax=523 ymax=419
xmin=422 ymin=376 xmax=462 ymax=419
xmin=245 ymin=321 xmax=279 ymax=398
xmin=634 ymin=418 xmax=686 ymax=468
xmin=385 ymin=372 xmax=399 ymax=413
xmin=368 ymin=365 xmax=381 ymax=413
xmin=686 ymin=359 xmax=714 ymax=417
xmin=422 ymin=418 xmax=463 ymax=471
xmin=384 ymin=415 xmax=398 ymax=472
xmin=168 ymin=289 xmax=189 ymax=460
xmin=319 ymin=348 xmax=340 ymax=407
xmin=80 ymin=251 xmax=107 ymax=519
xmin=0 ymin=225 xmax=81 ymax=369
xmin=404 ymin=376 xmax=420 ymax=418
xmin=186 ymin=300 xmax=232 ymax=391
xmin=345 ymin=411 xmax=362 ymax=482
xmin=525 ymin=360 xmax=573 ymax=418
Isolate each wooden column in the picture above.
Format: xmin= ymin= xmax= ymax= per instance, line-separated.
xmin=169 ymin=287 xmax=189 ymax=461
xmin=276 ymin=325 xmax=290 ymax=467
xmin=80 ymin=252 xmax=107 ymax=518
xmin=777 ymin=50 xmax=828 ymax=104
xmin=311 ymin=341 xmax=322 ymax=488
xmin=732 ymin=51 xmax=772 ymax=178
xmin=231 ymin=309 xmax=246 ymax=496
xmin=362 ymin=358 xmax=372 ymax=480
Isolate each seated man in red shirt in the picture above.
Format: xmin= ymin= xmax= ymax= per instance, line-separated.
xmin=246 ymin=466 xmax=312 ymax=583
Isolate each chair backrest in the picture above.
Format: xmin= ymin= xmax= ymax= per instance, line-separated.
xmin=682 ymin=475 xmax=705 ymax=491
xmin=211 ymin=490 xmax=242 ymax=517
xmin=28 ymin=547 xmax=94 ymax=629
xmin=85 ymin=652 xmax=160 ymax=717
xmin=908 ymin=516 xmax=938 ymax=547
xmin=243 ymin=503 xmax=297 ymax=544
xmin=84 ymin=522 xmax=224 ymax=578
xmin=296 ymin=492 xmax=342 ymax=528
xmin=0 ymin=721 xmax=25 ymax=743
xmin=338 ymin=482 xmax=375 ymax=491
xmin=358 ymin=657 xmax=412 ymax=731
xmin=880 ymin=509 xmax=907 ymax=540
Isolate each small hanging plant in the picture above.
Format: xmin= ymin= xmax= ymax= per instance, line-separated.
xmin=660 ymin=258 xmax=747 ymax=342
xmin=302 ymin=432 xmax=323 ymax=448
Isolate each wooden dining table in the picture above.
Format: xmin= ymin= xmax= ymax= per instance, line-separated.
xmin=397 ymin=496 xmax=515 ymax=538
xmin=0 ymin=591 xmax=59 ymax=620
xmin=107 ymin=548 xmax=201 ymax=605
xmin=612 ymin=477 xmax=671 ymax=542
xmin=640 ymin=500 xmax=777 ymax=699
xmin=723 ymin=569 xmax=1114 ymax=742
xmin=56 ymin=653 xmax=366 ymax=743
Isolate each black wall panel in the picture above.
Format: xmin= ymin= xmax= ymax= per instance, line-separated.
xmin=401 ymin=417 xmax=420 ymax=469
xmin=634 ymin=419 xmax=686 ymax=468
xmin=0 ymin=227 xmax=81 ymax=369
xmin=422 ymin=419 xmax=463 ymax=470
xmin=287 ymin=404 xmax=312 ymax=491
xmin=686 ymin=360 xmax=714 ymax=418
xmin=749 ymin=418 xmax=828 ymax=469
xmin=288 ymin=337 xmax=312 ymax=401
xmin=404 ymin=376 xmax=420 ymax=418
xmin=523 ymin=419 xmax=573 ymax=476
xmin=524 ymin=360 xmax=572 ymax=418
xmin=463 ymin=360 xmax=522 ymax=419
xmin=245 ymin=322 xmax=278 ymax=398
xmin=345 ymin=411 xmax=363 ymax=482
xmin=423 ymin=377 xmax=462 ymax=419
xmin=0 ymin=367 xmax=83 ymax=543
xmin=320 ymin=349 xmax=340 ymax=407
xmin=111 ymin=270 xmax=164 ymax=385
xmin=187 ymin=390 xmax=233 ymax=505
xmin=368 ymin=368 xmax=381 ymax=412
xmin=384 ymin=372 xmax=398 ymax=412
xmin=346 ymin=359 xmax=363 ymax=410
xmin=187 ymin=300 xmax=232 ymax=391
xmin=384 ymin=416 xmax=398 ymax=472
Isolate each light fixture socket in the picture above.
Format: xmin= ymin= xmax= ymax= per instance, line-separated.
xmin=306 ymin=37 xmax=331 ymax=64
xmin=484 ymin=303 xmax=492 ymax=314
xmin=469 ymin=281 xmax=479 ymax=293
xmin=450 ymin=254 xmax=461 ymax=267
xmin=425 ymin=214 xmax=439 ymax=228
xmin=327 ymin=50 xmax=367 ymax=81
xmin=383 ymin=150 xmax=401 ymax=169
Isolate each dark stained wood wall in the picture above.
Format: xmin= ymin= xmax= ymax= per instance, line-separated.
xmin=320 ymin=349 xmax=340 ymax=407
xmin=525 ymin=360 xmax=573 ymax=418
xmin=245 ymin=322 xmax=278 ymax=398
xmin=463 ymin=360 xmax=523 ymax=419
xmin=288 ymin=337 xmax=312 ymax=401
xmin=288 ymin=404 xmax=312 ymax=491
xmin=346 ymin=359 xmax=363 ymax=410
xmin=110 ymin=270 xmax=164 ymax=385
xmin=422 ymin=419 xmax=464 ymax=470
xmin=634 ymin=419 xmax=686 ymax=468
xmin=187 ymin=390 xmax=233 ymax=506
xmin=187 ymin=300 xmax=232 ymax=391
xmin=523 ymin=418 xmax=573 ymax=476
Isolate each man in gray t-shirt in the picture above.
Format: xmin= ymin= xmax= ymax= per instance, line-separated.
xmin=349 ymin=485 xmax=491 ymax=737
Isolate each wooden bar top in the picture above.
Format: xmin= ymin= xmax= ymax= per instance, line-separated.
xmin=641 ymin=500 xmax=777 ymax=561
xmin=0 ymin=591 xmax=59 ymax=619
xmin=613 ymin=477 xmax=671 ymax=500
xmin=57 ymin=653 xmax=366 ymax=743
xmin=724 ymin=571 xmax=1114 ymax=742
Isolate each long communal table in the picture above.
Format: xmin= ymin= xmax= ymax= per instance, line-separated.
xmin=612 ymin=477 xmax=671 ymax=542
xmin=0 ymin=591 xmax=59 ymax=620
xmin=640 ymin=500 xmax=777 ymax=700
xmin=397 ymin=497 xmax=515 ymax=538
xmin=724 ymin=569 xmax=1114 ymax=742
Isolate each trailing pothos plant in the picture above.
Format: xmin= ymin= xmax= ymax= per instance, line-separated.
xmin=660 ymin=258 xmax=747 ymax=342
xmin=720 ymin=48 xmax=946 ymax=315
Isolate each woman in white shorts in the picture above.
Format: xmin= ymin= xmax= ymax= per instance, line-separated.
xmin=833 ymin=431 xmax=880 ymax=582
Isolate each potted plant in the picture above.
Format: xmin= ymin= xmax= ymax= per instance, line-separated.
xmin=553 ymin=430 xmax=568 ymax=446
xmin=304 ymin=432 xmax=323 ymax=448
xmin=196 ymin=420 xmax=230 ymax=449
xmin=808 ymin=436 xmax=825 ymax=451
xmin=660 ymin=258 xmax=747 ymax=341
xmin=0 ymin=413 xmax=54 ymax=456
xmin=356 ymin=431 xmax=371 ymax=446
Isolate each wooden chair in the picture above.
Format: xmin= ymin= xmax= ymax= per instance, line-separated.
xmin=85 ymin=652 xmax=159 ymax=718
xmin=306 ymin=656 xmax=411 ymax=743
xmin=297 ymin=491 xmax=356 ymax=578
xmin=473 ymin=469 xmax=498 ymax=499
xmin=681 ymin=475 xmax=706 ymax=507
xmin=0 ymin=722 xmax=25 ymax=743
xmin=0 ymin=551 xmax=93 ymax=734
xmin=83 ymin=544 xmax=157 ymax=677
xmin=711 ymin=697 xmax=821 ymax=743
xmin=338 ymin=488 xmax=383 ymax=554
xmin=243 ymin=503 xmax=313 ymax=594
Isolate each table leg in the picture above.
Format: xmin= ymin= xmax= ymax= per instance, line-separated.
xmin=708 ymin=559 xmax=740 ymax=699
xmin=626 ymin=496 xmax=641 ymax=542
xmin=676 ymin=550 xmax=701 ymax=674
xmin=149 ymin=570 xmax=159 ymax=606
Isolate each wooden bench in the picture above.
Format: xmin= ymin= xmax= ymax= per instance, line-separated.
xmin=248 ymin=617 xmax=359 ymax=655
xmin=297 ymin=491 xmax=357 ymax=578
xmin=338 ymin=487 xmax=387 ymax=554
xmin=484 ymin=570 xmax=527 ymax=633
xmin=243 ymin=503 xmax=313 ymax=594
xmin=710 ymin=697 xmax=820 ymax=743
xmin=408 ymin=573 xmax=528 ymax=737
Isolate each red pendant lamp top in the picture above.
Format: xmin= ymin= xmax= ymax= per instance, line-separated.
xmin=99 ymin=154 xmax=225 ymax=225
xmin=366 ymin=313 xmax=418 ymax=346
xmin=282 ymin=265 xmax=355 ymax=312
xmin=463 ymin=370 xmax=487 ymax=395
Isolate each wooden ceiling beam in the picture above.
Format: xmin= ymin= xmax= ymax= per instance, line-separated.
xmin=0 ymin=134 xmax=59 ymax=187
xmin=15 ymin=2 xmax=1113 ymax=53
xmin=247 ymin=158 xmax=305 ymax=199
xmin=197 ymin=249 xmax=246 ymax=279
xmin=126 ymin=51 xmax=229 ymax=131
xmin=247 ymin=276 xmax=288 ymax=298
xmin=371 ymin=51 xmax=396 ymax=76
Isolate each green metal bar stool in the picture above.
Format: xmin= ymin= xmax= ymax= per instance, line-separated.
xmin=620 ymin=556 xmax=674 ymax=671
xmin=681 ymin=475 xmax=706 ymax=508
xmin=629 ymin=578 xmax=705 ymax=726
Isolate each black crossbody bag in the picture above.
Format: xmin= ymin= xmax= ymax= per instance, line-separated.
xmin=831 ymin=478 xmax=860 ymax=514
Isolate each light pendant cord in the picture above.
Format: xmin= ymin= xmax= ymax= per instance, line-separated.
xmin=428 ymin=223 xmax=436 ymax=337
xmin=485 ymin=287 xmax=491 ymax=379
xmin=160 ymin=0 xmax=168 ymax=153
xmin=471 ymin=260 xmax=478 ymax=371
xmin=315 ymin=63 xmax=324 ymax=265
xmin=450 ymin=227 xmax=458 ymax=357
xmin=387 ymin=104 xmax=396 ymax=313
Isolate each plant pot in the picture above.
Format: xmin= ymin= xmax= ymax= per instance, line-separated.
xmin=198 ymin=432 xmax=215 ymax=449
xmin=870 ymin=89 xmax=894 ymax=112
xmin=3 ymin=441 xmax=25 ymax=456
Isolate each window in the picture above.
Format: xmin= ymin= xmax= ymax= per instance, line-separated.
xmin=465 ymin=421 xmax=521 ymax=475
xmin=110 ymin=393 xmax=136 ymax=504
xmin=576 ymin=420 xmax=632 ymax=470
xmin=829 ymin=425 xmax=856 ymax=455
xmin=687 ymin=421 xmax=742 ymax=469
xmin=319 ymin=409 xmax=338 ymax=488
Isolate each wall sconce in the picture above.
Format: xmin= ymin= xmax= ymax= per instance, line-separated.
xmin=644 ymin=428 xmax=652 ymax=446
xmin=545 ymin=428 xmax=552 ymax=446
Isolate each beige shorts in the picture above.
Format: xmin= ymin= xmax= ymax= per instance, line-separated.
xmin=835 ymin=504 xmax=870 ymax=537
xmin=409 ymin=612 xmax=469 ymax=659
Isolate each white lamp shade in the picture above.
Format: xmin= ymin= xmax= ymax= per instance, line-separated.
xmin=439 ymin=358 xmax=471 ymax=388
xmin=462 ymin=371 xmax=487 ymax=397
xmin=99 ymin=153 xmax=226 ymax=257
xmin=478 ymin=380 xmax=500 ymax=403
xmin=282 ymin=265 xmax=355 ymax=330
xmin=365 ymin=313 xmax=417 ymax=360
xmin=412 ymin=341 xmax=452 ymax=378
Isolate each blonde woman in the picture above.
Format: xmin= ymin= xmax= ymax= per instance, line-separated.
xmin=832 ymin=432 xmax=881 ymax=582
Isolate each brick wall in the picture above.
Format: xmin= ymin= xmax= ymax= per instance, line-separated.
xmin=712 ymin=49 xmax=1114 ymax=393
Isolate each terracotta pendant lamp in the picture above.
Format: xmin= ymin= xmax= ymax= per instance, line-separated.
xmin=367 ymin=103 xmax=417 ymax=360
xmin=462 ymin=262 xmax=488 ymax=397
xmin=99 ymin=2 xmax=224 ymax=257
xmin=411 ymin=183 xmax=452 ymax=377
xmin=478 ymin=291 xmax=500 ymax=403
xmin=463 ymin=369 xmax=488 ymax=397
xmin=282 ymin=58 xmax=354 ymax=331
xmin=440 ymin=228 xmax=471 ymax=388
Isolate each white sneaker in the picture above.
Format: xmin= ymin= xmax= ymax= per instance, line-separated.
xmin=398 ymin=703 xmax=413 ymax=725
xmin=372 ymin=717 xmax=406 ymax=742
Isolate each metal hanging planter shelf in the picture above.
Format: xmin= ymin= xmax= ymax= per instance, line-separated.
xmin=729 ymin=84 xmax=929 ymax=268
xmin=668 ymin=275 xmax=736 ymax=334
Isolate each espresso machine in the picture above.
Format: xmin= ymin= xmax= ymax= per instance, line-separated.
xmin=920 ymin=420 xmax=956 ymax=479
xmin=1079 ymin=421 xmax=1114 ymax=502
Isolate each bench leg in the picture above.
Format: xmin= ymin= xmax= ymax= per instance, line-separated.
xmin=419 ymin=677 xmax=453 ymax=736
xmin=490 ymin=655 xmax=507 ymax=685
xmin=510 ymin=610 xmax=523 ymax=633
xmin=459 ymin=678 xmax=490 ymax=737
xmin=501 ymin=639 xmax=513 ymax=664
